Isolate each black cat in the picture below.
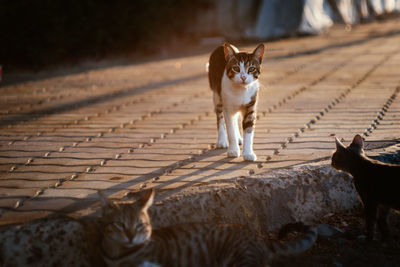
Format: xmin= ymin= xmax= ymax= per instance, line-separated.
xmin=331 ymin=134 xmax=400 ymax=240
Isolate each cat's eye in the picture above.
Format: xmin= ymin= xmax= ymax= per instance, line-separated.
xmin=232 ymin=66 xmax=240 ymax=72
xmin=113 ymin=222 xmax=124 ymax=230
xmin=248 ymin=67 xmax=256 ymax=73
xmin=135 ymin=224 xmax=145 ymax=232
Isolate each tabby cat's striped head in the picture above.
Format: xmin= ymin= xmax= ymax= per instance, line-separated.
xmin=99 ymin=189 xmax=154 ymax=259
xmin=224 ymin=43 xmax=265 ymax=86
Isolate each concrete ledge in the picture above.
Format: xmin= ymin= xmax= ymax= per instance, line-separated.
xmin=150 ymin=161 xmax=359 ymax=232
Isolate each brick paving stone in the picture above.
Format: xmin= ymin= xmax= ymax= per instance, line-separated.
xmin=59 ymin=180 xmax=135 ymax=190
xmin=91 ymin=166 xmax=165 ymax=175
xmin=74 ymin=173 xmax=145 ymax=182
xmin=105 ymin=159 xmax=178 ymax=168
xmin=18 ymin=198 xmax=80 ymax=212
xmin=0 ymin=198 xmax=24 ymax=209
xmin=0 ymin=172 xmax=66 ymax=181
xmin=39 ymin=188 xmax=97 ymax=199
xmin=0 ymin=188 xmax=38 ymax=198
xmin=0 ymin=179 xmax=57 ymax=189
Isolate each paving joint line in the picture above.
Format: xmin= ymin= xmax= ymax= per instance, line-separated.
xmin=362 ymin=86 xmax=400 ymax=138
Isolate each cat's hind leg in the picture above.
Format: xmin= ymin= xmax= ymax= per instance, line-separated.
xmin=377 ymin=205 xmax=391 ymax=240
xmin=213 ymin=92 xmax=228 ymax=148
xmin=365 ymin=202 xmax=378 ymax=240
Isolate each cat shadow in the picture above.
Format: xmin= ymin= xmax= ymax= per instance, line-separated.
xmin=54 ymin=148 xmax=255 ymax=214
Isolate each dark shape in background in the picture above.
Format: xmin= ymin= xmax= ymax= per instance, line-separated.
xmin=0 ymin=0 xmax=212 ymax=70
xmin=0 ymin=0 xmax=399 ymax=71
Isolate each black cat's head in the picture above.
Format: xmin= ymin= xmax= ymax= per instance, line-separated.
xmin=223 ymin=43 xmax=264 ymax=86
xmin=331 ymin=134 xmax=365 ymax=172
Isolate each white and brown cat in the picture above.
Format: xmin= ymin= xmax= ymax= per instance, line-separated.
xmin=208 ymin=43 xmax=265 ymax=161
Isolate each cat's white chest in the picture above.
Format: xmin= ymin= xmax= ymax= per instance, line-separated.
xmin=221 ymin=72 xmax=258 ymax=111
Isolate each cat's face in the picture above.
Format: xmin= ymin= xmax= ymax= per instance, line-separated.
xmin=331 ymin=135 xmax=364 ymax=172
xmin=224 ymin=43 xmax=264 ymax=86
xmin=99 ymin=189 xmax=154 ymax=258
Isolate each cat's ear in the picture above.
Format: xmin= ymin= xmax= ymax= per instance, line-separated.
xmin=230 ymin=44 xmax=240 ymax=53
xmin=139 ymin=189 xmax=154 ymax=211
xmin=223 ymin=43 xmax=236 ymax=61
xmin=98 ymin=191 xmax=116 ymax=211
xmin=253 ymin=44 xmax=265 ymax=63
xmin=335 ymin=137 xmax=346 ymax=151
xmin=350 ymin=134 xmax=364 ymax=149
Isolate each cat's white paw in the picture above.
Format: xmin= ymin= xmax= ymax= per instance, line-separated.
xmin=243 ymin=152 xmax=257 ymax=161
xmin=216 ymin=139 xmax=228 ymax=149
xmin=227 ymin=148 xmax=240 ymax=158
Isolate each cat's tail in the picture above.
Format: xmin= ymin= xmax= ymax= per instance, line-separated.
xmin=270 ymin=222 xmax=318 ymax=258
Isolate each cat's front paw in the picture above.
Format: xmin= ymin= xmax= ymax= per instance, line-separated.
xmin=227 ymin=147 xmax=240 ymax=158
xmin=243 ymin=152 xmax=257 ymax=161
xmin=216 ymin=139 xmax=228 ymax=149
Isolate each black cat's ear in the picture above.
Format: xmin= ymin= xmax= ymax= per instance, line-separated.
xmin=253 ymin=44 xmax=265 ymax=63
xmin=335 ymin=137 xmax=345 ymax=151
xmin=223 ymin=43 xmax=236 ymax=61
xmin=350 ymin=134 xmax=364 ymax=149
xmin=139 ymin=189 xmax=154 ymax=211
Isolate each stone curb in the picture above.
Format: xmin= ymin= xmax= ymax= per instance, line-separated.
xmin=150 ymin=161 xmax=359 ymax=232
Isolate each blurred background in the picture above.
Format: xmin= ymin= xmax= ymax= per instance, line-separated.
xmin=1 ymin=0 xmax=399 ymax=70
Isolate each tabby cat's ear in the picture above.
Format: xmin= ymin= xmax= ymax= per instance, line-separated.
xmin=350 ymin=134 xmax=364 ymax=149
xmin=223 ymin=43 xmax=236 ymax=61
xmin=253 ymin=44 xmax=265 ymax=63
xmin=98 ymin=191 xmax=116 ymax=210
xmin=139 ymin=189 xmax=154 ymax=211
xmin=335 ymin=137 xmax=345 ymax=151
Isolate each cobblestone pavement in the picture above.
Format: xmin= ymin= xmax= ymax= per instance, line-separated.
xmin=1 ymin=19 xmax=399 ymax=225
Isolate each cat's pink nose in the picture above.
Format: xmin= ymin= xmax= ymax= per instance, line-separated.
xmin=240 ymin=75 xmax=246 ymax=82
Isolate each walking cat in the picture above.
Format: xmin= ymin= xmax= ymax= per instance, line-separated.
xmin=331 ymin=134 xmax=400 ymax=240
xmin=208 ymin=43 xmax=264 ymax=161
xmin=99 ymin=189 xmax=318 ymax=267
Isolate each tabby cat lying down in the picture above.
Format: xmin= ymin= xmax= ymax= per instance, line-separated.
xmin=99 ymin=189 xmax=318 ymax=267
xmin=0 ymin=190 xmax=318 ymax=267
